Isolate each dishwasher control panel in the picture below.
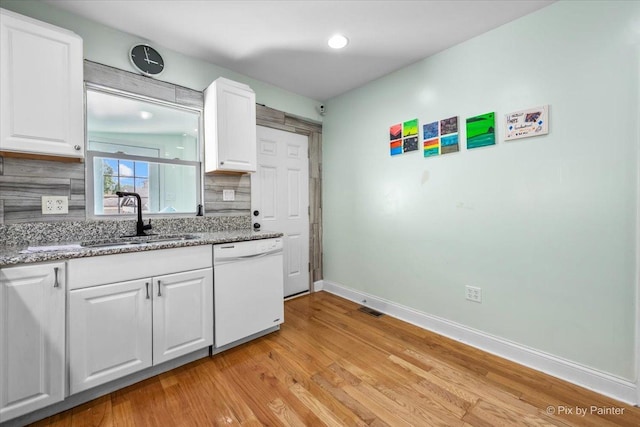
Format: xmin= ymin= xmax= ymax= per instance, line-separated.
xmin=257 ymin=238 xmax=283 ymax=253
xmin=214 ymin=238 xmax=283 ymax=263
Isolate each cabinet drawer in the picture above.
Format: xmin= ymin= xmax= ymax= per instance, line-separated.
xmin=68 ymin=245 xmax=212 ymax=290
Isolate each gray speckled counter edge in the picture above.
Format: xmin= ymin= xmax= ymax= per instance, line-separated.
xmin=0 ymin=216 xmax=251 ymax=247
xmin=0 ymin=230 xmax=283 ymax=266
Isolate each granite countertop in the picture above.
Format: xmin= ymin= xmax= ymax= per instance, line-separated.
xmin=0 ymin=230 xmax=283 ymax=267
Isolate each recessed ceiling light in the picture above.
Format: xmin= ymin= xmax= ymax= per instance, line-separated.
xmin=139 ymin=110 xmax=153 ymax=120
xmin=328 ymin=34 xmax=349 ymax=49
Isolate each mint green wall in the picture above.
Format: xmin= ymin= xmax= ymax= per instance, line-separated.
xmin=323 ymin=0 xmax=639 ymax=380
xmin=0 ymin=0 xmax=322 ymax=122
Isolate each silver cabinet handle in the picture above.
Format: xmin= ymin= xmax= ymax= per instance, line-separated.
xmin=73 ymin=144 xmax=81 ymax=151
xmin=157 ymin=280 xmax=162 ymax=297
xmin=145 ymin=282 xmax=150 ymax=299
xmin=53 ymin=267 xmax=59 ymax=288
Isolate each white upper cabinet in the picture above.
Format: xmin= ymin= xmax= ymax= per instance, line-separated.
xmin=204 ymin=77 xmax=257 ymax=173
xmin=0 ymin=8 xmax=84 ymax=158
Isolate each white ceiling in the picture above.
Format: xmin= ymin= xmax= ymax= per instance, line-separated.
xmin=45 ymin=0 xmax=556 ymax=101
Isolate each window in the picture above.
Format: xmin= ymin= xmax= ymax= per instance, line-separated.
xmin=86 ymin=87 xmax=201 ymax=216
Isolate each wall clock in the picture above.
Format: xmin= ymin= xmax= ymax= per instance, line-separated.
xmin=129 ymin=44 xmax=164 ymax=77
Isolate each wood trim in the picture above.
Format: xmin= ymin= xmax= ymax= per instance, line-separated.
xmin=0 ymin=151 xmax=83 ymax=163
xmin=83 ymin=60 xmax=203 ymax=108
xmin=256 ymin=105 xmax=323 ymax=289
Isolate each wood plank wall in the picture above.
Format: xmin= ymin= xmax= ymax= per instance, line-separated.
xmin=0 ymin=61 xmax=323 ymax=285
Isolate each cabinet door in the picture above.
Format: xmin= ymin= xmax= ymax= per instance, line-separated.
xmin=153 ymin=268 xmax=213 ymax=365
xmin=68 ymin=279 xmax=152 ymax=394
xmin=204 ymin=78 xmax=256 ymax=172
xmin=0 ymin=9 xmax=84 ymax=158
xmin=0 ymin=262 xmax=65 ymax=422
xmin=214 ymin=254 xmax=284 ymax=348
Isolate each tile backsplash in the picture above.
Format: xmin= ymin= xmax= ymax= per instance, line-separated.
xmin=0 ymin=154 xmax=250 ymax=226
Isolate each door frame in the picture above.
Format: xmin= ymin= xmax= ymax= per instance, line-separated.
xmin=255 ymin=105 xmax=322 ymax=292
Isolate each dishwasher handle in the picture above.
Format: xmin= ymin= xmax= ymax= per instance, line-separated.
xmin=238 ymin=251 xmax=279 ymax=260
xmin=215 ymin=248 xmax=282 ymax=264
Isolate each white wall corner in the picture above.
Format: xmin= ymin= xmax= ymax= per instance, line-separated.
xmin=313 ymin=280 xmax=324 ymax=291
xmin=317 ymin=280 xmax=638 ymax=406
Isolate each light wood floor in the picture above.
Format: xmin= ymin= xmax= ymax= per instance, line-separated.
xmin=32 ymin=291 xmax=640 ymax=426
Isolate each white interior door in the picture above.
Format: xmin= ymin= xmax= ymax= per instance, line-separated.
xmin=251 ymin=126 xmax=309 ymax=298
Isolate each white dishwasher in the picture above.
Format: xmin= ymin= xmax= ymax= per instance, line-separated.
xmin=213 ymin=238 xmax=284 ymax=348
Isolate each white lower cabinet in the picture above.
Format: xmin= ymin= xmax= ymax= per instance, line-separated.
xmin=152 ymin=269 xmax=213 ymax=364
xmin=67 ymin=246 xmax=213 ymax=395
xmin=0 ymin=262 xmax=65 ymax=422
xmin=68 ymin=279 xmax=152 ymax=394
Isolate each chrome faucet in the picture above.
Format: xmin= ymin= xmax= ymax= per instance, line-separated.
xmin=116 ymin=191 xmax=152 ymax=236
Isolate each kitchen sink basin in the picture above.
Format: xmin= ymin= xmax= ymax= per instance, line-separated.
xmin=81 ymin=234 xmax=199 ymax=248
xmin=80 ymin=240 xmax=138 ymax=248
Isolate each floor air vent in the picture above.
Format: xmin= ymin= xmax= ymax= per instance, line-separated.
xmin=358 ymin=306 xmax=384 ymax=317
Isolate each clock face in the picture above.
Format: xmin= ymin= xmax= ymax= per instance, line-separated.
xmin=130 ymin=44 xmax=164 ymax=76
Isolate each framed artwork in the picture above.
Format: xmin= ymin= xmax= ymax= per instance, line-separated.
xmin=403 ymin=119 xmax=418 ymax=137
xmin=440 ymin=116 xmax=459 ymax=154
xmin=423 ymin=121 xmax=439 ymax=157
xmin=441 ymin=134 xmax=459 ymax=154
xmin=402 ymin=119 xmax=419 ymax=153
xmin=440 ymin=116 xmax=458 ymax=135
xmin=504 ymin=105 xmax=549 ymax=140
xmin=390 ymin=123 xmax=402 ymax=156
xmin=390 ymin=123 xmax=402 ymax=141
xmin=403 ymin=136 xmax=419 ymax=153
xmin=466 ymin=112 xmax=495 ymax=149
xmin=423 ymin=138 xmax=439 ymax=157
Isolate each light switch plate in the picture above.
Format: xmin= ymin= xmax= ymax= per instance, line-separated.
xmin=223 ymin=189 xmax=235 ymax=201
xmin=42 ymin=196 xmax=69 ymax=214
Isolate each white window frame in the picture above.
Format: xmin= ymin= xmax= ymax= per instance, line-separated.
xmin=85 ymin=84 xmax=203 ymax=219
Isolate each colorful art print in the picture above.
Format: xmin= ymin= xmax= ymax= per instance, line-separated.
xmin=504 ymin=105 xmax=549 ymax=141
xmin=440 ymin=134 xmax=459 ymax=154
xmin=403 ymin=119 xmax=419 ymax=137
xmin=403 ymin=136 xmax=419 ymax=152
xmin=440 ymin=116 xmax=458 ymax=135
xmin=423 ymin=121 xmax=439 ymax=139
xmin=390 ymin=140 xmax=402 ymax=156
xmin=423 ymin=138 xmax=439 ymax=157
xmin=466 ymin=112 xmax=495 ymax=149
xmin=390 ymin=123 xmax=402 ymax=141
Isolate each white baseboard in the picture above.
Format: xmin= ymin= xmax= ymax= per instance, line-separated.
xmin=314 ymin=280 xmax=638 ymax=405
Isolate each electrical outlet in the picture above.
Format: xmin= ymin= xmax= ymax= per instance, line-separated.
xmin=465 ymin=285 xmax=482 ymax=303
xmin=222 ymin=189 xmax=235 ymax=201
xmin=42 ymin=196 xmax=69 ymax=215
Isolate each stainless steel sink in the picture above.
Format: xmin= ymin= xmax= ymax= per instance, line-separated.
xmin=139 ymin=234 xmax=200 ymax=243
xmin=81 ymin=234 xmax=199 ymax=248
xmin=80 ymin=240 xmax=138 ymax=248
